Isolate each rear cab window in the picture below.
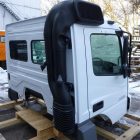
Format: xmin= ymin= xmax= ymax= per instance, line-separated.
xmin=9 ymin=40 xmax=28 ymax=61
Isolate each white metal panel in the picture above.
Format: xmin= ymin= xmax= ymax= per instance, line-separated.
xmin=71 ymin=24 xmax=89 ymax=124
xmin=84 ymin=27 xmax=128 ymax=123
xmin=1 ymin=0 xmax=41 ymax=19
xmin=6 ymin=16 xmax=53 ymax=115
xmin=0 ymin=5 xmax=17 ymax=30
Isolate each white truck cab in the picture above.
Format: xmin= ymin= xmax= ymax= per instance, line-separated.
xmin=73 ymin=23 xmax=128 ymax=124
xmin=6 ymin=1 xmax=132 ymax=140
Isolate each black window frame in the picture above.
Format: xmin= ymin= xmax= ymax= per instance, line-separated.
xmin=90 ymin=33 xmax=123 ymax=76
xmin=31 ymin=40 xmax=46 ymax=65
xmin=9 ymin=40 xmax=28 ymax=62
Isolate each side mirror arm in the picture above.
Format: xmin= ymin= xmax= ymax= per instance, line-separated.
xmin=128 ymin=45 xmax=132 ymax=77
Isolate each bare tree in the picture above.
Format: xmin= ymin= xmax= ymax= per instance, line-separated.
xmin=129 ymin=0 xmax=140 ymax=13
xmin=89 ymin=0 xmax=137 ymax=31
xmin=41 ymin=0 xmax=59 ymax=15
xmin=41 ymin=0 xmax=139 ymax=32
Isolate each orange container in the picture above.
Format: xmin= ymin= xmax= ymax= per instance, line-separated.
xmin=0 ymin=31 xmax=6 ymax=61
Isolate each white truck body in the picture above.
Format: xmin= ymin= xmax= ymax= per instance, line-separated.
xmin=6 ymin=16 xmax=128 ymax=125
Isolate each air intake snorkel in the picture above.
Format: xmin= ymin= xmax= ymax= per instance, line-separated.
xmin=44 ymin=0 xmax=104 ymax=134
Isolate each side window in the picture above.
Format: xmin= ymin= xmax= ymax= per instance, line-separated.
xmin=90 ymin=34 xmax=121 ymax=75
xmin=9 ymin=40 xmax=27 ymax=61
xmin=31 ymin=40 xmax=46 ymax=64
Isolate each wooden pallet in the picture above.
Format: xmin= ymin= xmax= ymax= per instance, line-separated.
xmin=0 ymin=99 xmax=24 ymax=110
xmin=1 ymin=99 xmax=140 ymax=140
xmin=0 ymin=99 xmax=70 ymax=140
xmin=16 ymin=109 xmax=55 ymax=140
xmin=97 ymin=114 xmax=140 ymax=140
xmin=0 ymin=97 xmax=35 ymax=110
xmin=0 ymin=107 xmax=70 ymax=140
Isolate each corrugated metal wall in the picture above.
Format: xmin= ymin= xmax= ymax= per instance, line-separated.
xmin=1 ymin=0 xmax=41 ymax=19
xmin=0 ymin=4 xmax=17 ymax=30
xmin=0 ymin=0 xmax=41 ymax=30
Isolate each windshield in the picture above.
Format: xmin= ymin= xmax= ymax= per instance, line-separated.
xmin=90 ymin=34 xmax=121 ymax=76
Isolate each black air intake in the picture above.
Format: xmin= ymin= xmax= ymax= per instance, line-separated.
xmin=44 ymin=1 xmax=104 ymax=134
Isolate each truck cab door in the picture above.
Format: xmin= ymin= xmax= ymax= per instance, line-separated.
xmin=84 ymin=28 xmax=128 ymax=123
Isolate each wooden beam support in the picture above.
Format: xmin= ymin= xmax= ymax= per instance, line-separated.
xmin=115 ymin=122 xmax=130 ymax=130
xmin=14 ymin=104 xmax=25 ymax=111
xmin=0 ymin=99 xmax=23 ymax=110
xmin=116 ymin=123 xmax=140 ymax=140
xmin=37 ymin=128 xmax=55 ymax=139
xmin=0 ymin=118 xmax=23 ymax=129
xmin=30 ymin=134 xmax=70 ymax=140
xmin=0 ymin=97 xmax=37 ymax=110
xmin=36 ymin=99 xmax=45 ymax=106
xmin=125 ymin=114 xmax=140 ymax=122
xmin=16 ymin=109 xmax=70 ymax=140
xmin=16 ymin=109 xmax=53 ymax=130
xmin=16 ymin=109 xmax=57 ymax=139
xmin=96 ymin=126 xmax=119 ymax=140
